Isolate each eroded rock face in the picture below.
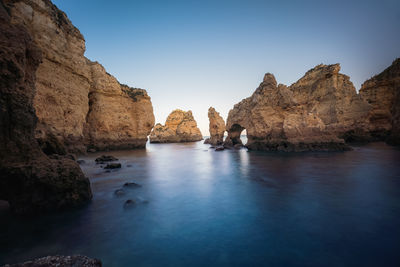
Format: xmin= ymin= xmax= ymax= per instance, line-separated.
xmin=207 ymin=107 xmax=226 ymax=146
xmin=0 ymin=2 xmax=92 ymax=214
xmin=5 ymin=0 xmax=154 ymax=153
xmin=360 ymin=58 xmax=400 ymax=145
xmin=150 ymin=110 xmax=203 ymax=143
xmin=224 ymin=65 xmax=370 ymax=151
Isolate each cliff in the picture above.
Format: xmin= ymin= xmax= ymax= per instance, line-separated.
xmin=224 ymin=72 xmax=350 ymax=151
xmin=5 ymin=0 xmax=155 ymax=154
xmin=150 ymin=110 xmax=203 ymax=143
xmin=205 ymin=107 xmax=226 ymax=146
xmin=0 ymin=1 xmax=92 ymax=214
xmin=360 ymin=58 xmax=400 ymax=145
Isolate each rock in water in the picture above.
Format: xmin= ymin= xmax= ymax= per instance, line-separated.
xmin=0 ymin=2 xmax=92 ymax=214
xmin=104 ymin=163 xmax=121 ymax=169
xmin=149 ymin=109 xmax=203 ymax=143
xmin=5 ymin=0 xmax=155 ymax=153
xmin=208 ymin=107 xmax=226 ymax=146
xmin=2 ymin=255 xmax=102 ymax=267
xmin=224 ymin=68 xmax=360 ymax=151
xmin=360 ymin=58 xmax=400 ymax=145
xmin=95 ymin=155 xmax=118 ymax=164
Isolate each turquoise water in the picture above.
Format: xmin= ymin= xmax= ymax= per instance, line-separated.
xmin=1 ymin=141 xmax=400 ymax=266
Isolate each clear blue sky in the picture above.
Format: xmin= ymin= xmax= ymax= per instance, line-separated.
xmin=53 ymin=0 xmax=400 ymax=136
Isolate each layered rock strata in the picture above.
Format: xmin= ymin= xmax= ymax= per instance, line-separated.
xmin=0 ymin=1 xmax=92 ymax=214
xmin=205 ymin=107 xmax=226 ymax=146
xmin=360 ymin=58 xmax=400 ymax=145
xmin=150 ymin=110 xmax=203 ymax=143
xmin=5 ymin=0 xmax=155 ymax=154
xmin=224 ymin=72 xmax=351 ymax=151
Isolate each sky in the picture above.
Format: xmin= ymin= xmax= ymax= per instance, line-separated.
xmin=53 ymin=0 xmax=400 ymax=136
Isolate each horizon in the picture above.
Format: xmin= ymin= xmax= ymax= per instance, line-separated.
xmin=53 ymin=0 xmax=400 ymax=136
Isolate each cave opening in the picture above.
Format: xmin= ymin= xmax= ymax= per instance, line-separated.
xmin=229 ymin=124 xmax=247 ymax=146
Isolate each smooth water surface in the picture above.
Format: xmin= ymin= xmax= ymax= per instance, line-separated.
xmin=1 ymin=142 xmax=400 ymax=266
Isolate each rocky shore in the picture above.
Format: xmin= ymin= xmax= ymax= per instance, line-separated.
xmin=2 ymin=255 xmax=102 ymax=267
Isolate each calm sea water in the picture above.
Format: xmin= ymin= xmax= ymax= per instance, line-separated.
xmin=1 ymin=140 xmax=400 ymax=266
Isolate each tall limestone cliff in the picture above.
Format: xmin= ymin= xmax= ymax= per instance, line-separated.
xmin=150 ymin=110 xmax=203 ymax=143
xmin=0 ymin=1 xmax=92 ymax=214
xmin=5 ymin=0 xmax=155 ymax=153
xmin=360 ymin=58 xmax=400 ymax=145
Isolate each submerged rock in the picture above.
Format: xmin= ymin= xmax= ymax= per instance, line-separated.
xmin=0 ymin=3 xmax=92 ymax=215
xmin=215 ymin=146 xmax=225 ymax=151
xmin=208 ymin=107 xmax=226 ymax=146
xmin=149 ymin=109 xmax=203 ymax=143
xmin=95 ymin=155 xmax=118 ymax=164
xmin=123 ymin=182 xmax=142 ymax=188
xmin=77 ymin=159 xmax=86 ymax=164
xmin=124 ymin=199 xmax=136 ymax=207
xmin=104 ymin=163 xmax=121 ymax=169
xmin=114 ymin=189 xmax=125 ymax=196
xmin=2 ymin=255 xmax=102 ymax=267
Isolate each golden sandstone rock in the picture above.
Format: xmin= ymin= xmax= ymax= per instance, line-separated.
xmin=360 ymin=58 xmax=400 ymax=144
xmin=150 ymin=110 xmax=203 ymax=143
xmin=206 ymin=107 xmax=226 ymax=146
xmin=6 ymin=0 xmax=155 ymax=153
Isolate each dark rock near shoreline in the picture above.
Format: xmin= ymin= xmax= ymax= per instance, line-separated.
xmin=104 ymin=163 xmax=121 ymax=169
xmin=114 ymin=189 xmax=125 ymax=196
xmin=2 ymin=255 xmax=102 ymax=267
xmin=95 ymin=155 xmax=118 ymax=164
xmin=215 ymin=146 xmax=225 ymax=151
xmin=0 ymin=2 xmax=92 ymax=215
xmin=123 ymin=182 xmax=142 ymax=188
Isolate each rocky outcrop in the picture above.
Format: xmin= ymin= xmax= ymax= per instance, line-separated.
xmin=5 ymin=0 xmax=154 ymax=154
xmin=224 ymin=72 xmax=351 ymax=151
xmin=0 ymin=1 xmax=92 ymax=214
xmin=2 ymin=255 xmax=102 ymax=267
xmin=150 ymin=110 xmax=203 ymax=143
xmin=206 ymin=107 xmax=226 ymax=146
xmin=360 ymin=58 xmax=400 ymax=145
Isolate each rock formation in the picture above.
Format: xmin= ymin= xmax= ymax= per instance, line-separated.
xmin=205 ymin=107 xmax=225 ymax=146
xmin=225 ymin=72 xmax=351 ymax=151
xmin=0 ymin=1 xmax=92 ymax=214
xmin=360 ymin=58 xmax=400 ymax=145
xmin=5 ymin=0 xmax=155 ymax=154
xmin=150 ymin=110 xmax=203 ymax=143
xmin=3 ymin=255 xmax=102 ymax=267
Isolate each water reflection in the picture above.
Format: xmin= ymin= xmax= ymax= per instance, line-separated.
xmin=0 ymin=142 xmax=399 ymax=266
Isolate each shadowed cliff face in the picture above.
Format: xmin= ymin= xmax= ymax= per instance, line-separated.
xmin=150 ymin=110 xmax=203 ymax=143
xmin=4 ymin=0 xmax=155 ymax=154
xmin=0 ymin=1 xmax=92 ymax=214
xmin=360 ymin=58 xmax=400 ymax=145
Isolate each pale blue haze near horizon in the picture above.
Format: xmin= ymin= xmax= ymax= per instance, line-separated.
xmin=53 ymin=0 xmax=400 ymax=136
